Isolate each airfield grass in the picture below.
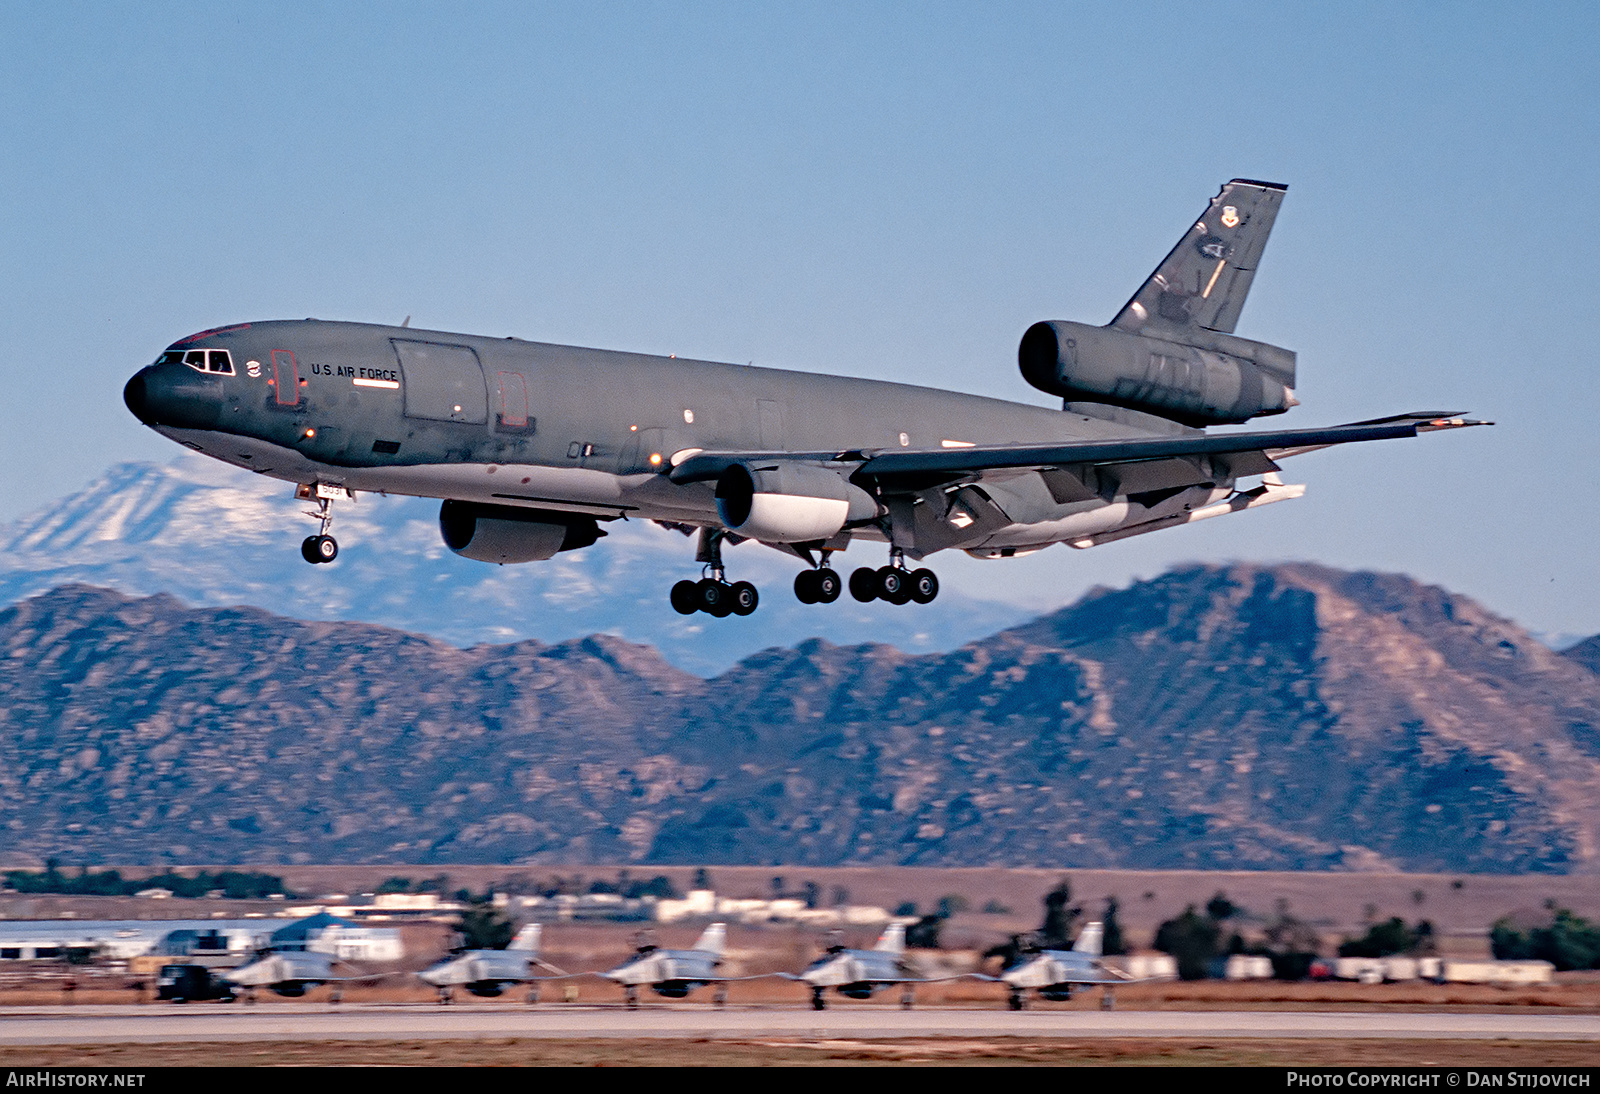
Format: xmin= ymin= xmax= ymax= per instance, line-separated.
xmin=0 ymin=1036 xmax=1595 ymax=1067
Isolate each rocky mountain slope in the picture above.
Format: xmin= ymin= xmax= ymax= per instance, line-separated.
xmin=3 ymin=568 xmax=1597 ymax=872
xmin=0 ymin=458 xmax=1025 ymax=676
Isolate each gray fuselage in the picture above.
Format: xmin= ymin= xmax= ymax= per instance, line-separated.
xmin=124 ymin=318 xmax=1209 ymax=556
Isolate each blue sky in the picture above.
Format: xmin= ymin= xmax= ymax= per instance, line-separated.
xmin=3 ymin=2 xmax=1596 ymax=638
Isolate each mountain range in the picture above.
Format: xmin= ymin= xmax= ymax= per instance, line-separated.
xmin=3 ymin=565 xmax=1598 ymax=872
xmin=0 ymin=458 xmax=1028 ymax=677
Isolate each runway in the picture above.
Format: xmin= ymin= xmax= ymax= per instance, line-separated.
xmin=0 ymin=1005 xmax=1593 ymax=1044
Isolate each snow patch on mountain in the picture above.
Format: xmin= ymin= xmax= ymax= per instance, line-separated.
xmin=0 ymin=457 xmax=1027 ymax=675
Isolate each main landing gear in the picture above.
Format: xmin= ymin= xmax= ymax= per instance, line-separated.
xmin=671 ymin=528 xmax=758 ymax=617
xmin=848 ymin=552 xmax=938 ymax=606
xmin=299 ymin=492 xmax=339 ymax=565
xmin=793 ymin=550 xmax=843 ymax=605
xmin=671 ymin=575 xmax=758 ymax=617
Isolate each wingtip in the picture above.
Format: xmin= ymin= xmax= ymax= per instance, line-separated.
xmin=1417 ymin=416 xmax=1493 ymax=432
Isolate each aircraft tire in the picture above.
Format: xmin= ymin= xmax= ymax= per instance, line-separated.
xmin=811 ymin=988 xmax=826 ymax=1011
xmin=1009 ymin=989 xmax=1025 ymax=1011
xmin=730 ymin=581 xmax=759 ymax=616
xmin=301 ymin=537 xmax=320 ymax=564
xmin=794 ymin=570 xmax=820 ymax=604
xmin=313 ymin=535 xmax=338 ymax=564
xmin=671 ymin=580 xmax=700 ymax=614
xmin=909 ymin=568 xmax=938 ymax=604
xmin=699 ymin=578 xmax=733 ymax=618
xmin=816 ymin=568 xmax=842 ymax=603
xmin=849 ymin=567 xmax=878 ymax=602
xmin=877 ymin=566 xmax=912 ymax=605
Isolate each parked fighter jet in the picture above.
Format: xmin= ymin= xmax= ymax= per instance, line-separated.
xmin=994 ymin=921 xmax=1130 ymax=1010
xmin=418 ymin=923 xmax=558 ymax=1003
xmin=600 ymin=923 xmax=733 ymax=1007
xmin=791 ymin=922 xmax=933 ymax=1009
xmin=223 ymin=948 xmax=346 ymax=1001
xmin=123 ymin=180 xmax=1486 ymax=615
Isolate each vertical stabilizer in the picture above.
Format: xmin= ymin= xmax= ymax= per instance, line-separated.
xmin=1072 ymin=921 xmax=1103 ymax=957
xmin=1112 ymin=179 xmax=1286 ymax=337
xmin=693 ymin=922 xmax=727 ymax=956
xmin=874 ymin=922 xmax=907 ymax=954
xmin=509 ymin=924 xmax=541 ymax=953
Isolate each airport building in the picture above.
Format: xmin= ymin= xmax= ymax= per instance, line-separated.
xmin=0 ymin=915 xmax=402 ymax=963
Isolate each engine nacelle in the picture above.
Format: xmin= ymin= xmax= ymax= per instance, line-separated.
xmin=439 ymin=500 xmax=605 ymax=563
xmin=714 ymin=462 xmax=878 ymax=543
xmin=1019 ymin=320 xmax=1297 ymax=426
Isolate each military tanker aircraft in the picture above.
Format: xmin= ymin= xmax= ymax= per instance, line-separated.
xmin=122 ymin=180 xmax=1486 ymax=615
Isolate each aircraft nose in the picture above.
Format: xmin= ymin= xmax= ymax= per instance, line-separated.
xmin=123 ymin=363 xmax=222 ymax=430
xmin=123 ymin=371 xmax=152 ymax=424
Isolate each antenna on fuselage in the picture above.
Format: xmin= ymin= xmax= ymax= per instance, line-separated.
xmin=400 ymin=315 xmax=411 ymax=328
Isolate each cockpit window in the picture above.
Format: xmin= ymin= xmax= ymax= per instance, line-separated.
xmin=162 ymin=349 xmax=235 ymax=375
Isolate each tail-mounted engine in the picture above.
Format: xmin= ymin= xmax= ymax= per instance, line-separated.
xmin=1019 ymin=320 xmax=1297 ymax=427
xmin=439 ymin=500 xmax=605 ymax=563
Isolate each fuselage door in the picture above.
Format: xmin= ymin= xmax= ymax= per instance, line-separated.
xmin=495 ymin=371 xmax=532 ymax=433
xmin=270 ymin=350 xmax=302 ymax=408
xmin=393 ymin=340 xmax=488 ymax=424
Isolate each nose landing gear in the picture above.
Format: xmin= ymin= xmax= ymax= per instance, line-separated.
xmin=300 ymin=534 xmax=338 ymax=564
xmin=297 ymin=486 xmax=342 ymax=565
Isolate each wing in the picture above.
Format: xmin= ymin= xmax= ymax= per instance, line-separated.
xmin=669 ymin=413 xmax=1488 ymax=493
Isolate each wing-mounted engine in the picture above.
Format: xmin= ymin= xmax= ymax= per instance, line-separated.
xmin=714 ymin=461 xmax=880 ymax=543
xmin=1019 ymin=320 xmax=1297 ymax=427
xmin=439 ymin=500 xmax=606 ymax=563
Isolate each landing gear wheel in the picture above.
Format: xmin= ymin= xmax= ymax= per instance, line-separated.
xmin=698 ymin=578 xmax=732 ymax=618
xmin=1008 ymin=988 xmax=1025 ymax=1011
xmin=815 ymin=568 xmax=842 ymax=603
xmin=811 ymin=987 xmax=827 ymax=1011
xmin=849 ymin=567 xmax=879 ymax=602
xmin=713 ymin=984 xmax=728 ymax=1007
xmin=877 ymin=566 xmax=911 ymax=605
xmin=909 ymin=568 xmax=939 ymax=604
xmin=794 ymin=570 xmax=820 ymax=604
xmin=729 ymin=581 xmax=759 ymax=616
xmin=671 ymin=580 xmax=700 ymax=615
xmin=302 ymin=535 xmax=338 ymax=564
